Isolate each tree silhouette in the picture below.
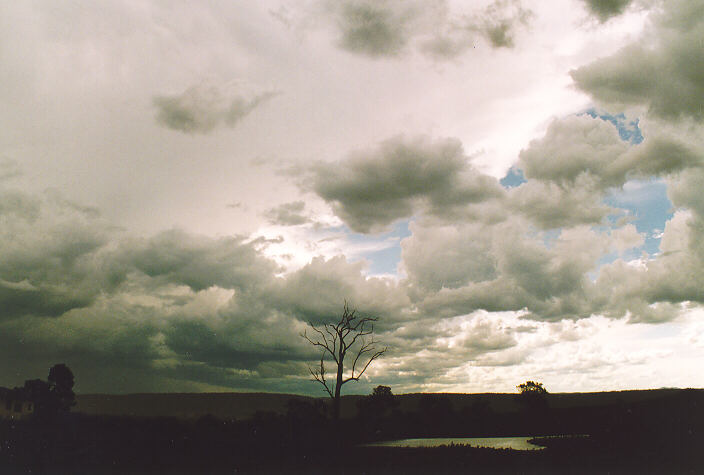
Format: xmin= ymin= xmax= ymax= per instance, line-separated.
xmin=48 ymin=363 xmax=76 ymax=412
xmin=302 ymin=301 xmax=387 ymax=422
xmin=357 ymin=385 xmax=399 ymax=437
xmin=517 ymin=380 xmax=548 ymax=413
xmin=517 ymin=381 xmax=547 ymax=394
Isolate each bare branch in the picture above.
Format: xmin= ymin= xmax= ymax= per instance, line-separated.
xmin=343 ymin=345 xmax=387 ymax=384
xmin=308 ymin=356 xmax=333 ymax=398
xmin=302 ymin=326 xmax=338 ymax=364
xmin=300 ymin=301 xmax=387 ymax=419
xmin=346 ymin=318 xmax=375 ymax=349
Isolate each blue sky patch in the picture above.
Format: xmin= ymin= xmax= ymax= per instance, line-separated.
xmin=338 ymin=219 xmax=412 ymax=275
xmin=583 ymin=108 xmax=644 ymax=144
xmin=500 ymin=166 xmax=526 ymax=188
xmin=605 ymin=179 xmax=673 ymax=256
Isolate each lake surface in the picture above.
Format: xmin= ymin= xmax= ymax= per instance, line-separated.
xmin=365 ymin=436 xmax=544 ymax=450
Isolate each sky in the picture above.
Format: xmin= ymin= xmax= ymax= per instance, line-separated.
xmin=1 ymin=0 xmax=703 ymax=396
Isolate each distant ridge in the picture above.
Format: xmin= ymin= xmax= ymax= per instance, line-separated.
xmin=75 ymin=388 xmax=695 ymax=421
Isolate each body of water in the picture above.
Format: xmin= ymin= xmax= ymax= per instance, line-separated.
xmin=364 ymin=436 xmax=544 ymax=450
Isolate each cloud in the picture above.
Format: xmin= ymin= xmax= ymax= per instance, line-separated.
xmin=572 ymin=0 xmax=704 ymax=120
xmin=518 ymin=115 xmax=629 ymax=188
xmin=125 ymin=229 xmax=278 ymax=292
xmin=400 ymin=221 xmax=497 ymax=293
xmin=270 ymin=255 xmax=411 ymax=327
xmin=331 ymin=0 xmax=418 ymax=57
xmin=0 ymin=158 xmax=21 ymax=181
xmin=469 ymin=0 xmax=533 ymax=48
xmin=0 ymin=188 xmax=121 ymax=320
xmin=153 ymin=84 xmax=277 ymax=134
xmin=6 ymin=1 xmax=704 ymax=395
xmin=508 ymin=178 xmax=615 ymax=229
xmin=580 ymin=0 xmax=637 ymax=22
xmin=320 ymin=0 xmax=532 ymax=59
xmin=560 ymin=0 xmax=704 ymax=323
xmin=508 ymin=114 xmax=702 ymax=229
xmin=504 ymin=115 xmax=628 ymax=228
xmin=265 ymin=201 xmax=310 ymax=226
xmin=0 ymin=178 xmax=415 ymax=392
xmin=412 ymin=220 xmax=644 ymax=322
xmin=307 ymin=135 xmax=504 ymax=233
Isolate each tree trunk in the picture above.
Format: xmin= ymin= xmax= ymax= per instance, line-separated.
xmin=333 ymin=361 xmax=343 ymax=422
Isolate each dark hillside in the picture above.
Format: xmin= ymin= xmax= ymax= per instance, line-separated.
xmin=2 ymin=388 xmax=701 ymax=473
xmin=76 ymin=392 xmax=314 ymax=420
xmin=76 ymin=388 xmax=693 ymax=420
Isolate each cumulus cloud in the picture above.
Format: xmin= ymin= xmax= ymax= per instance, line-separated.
xmin=7 ymin=0 xmax=704 ymax=395
xmin=580 ymin=0 xmax=637 ymax=22
xmin=400 ymin=221 xmax=497 ymax=293
xmin=321 ymin=0 xmax=532 ymax=59
xmin=508 ymin=178 xmax=615 ymax=229
xmin=410 ymin=218 xmax=645 ymax=322
xmin=518 ymin=115 xmax=629 ymax=188
xmin=330 ymin=0 xmax=419 ymax=57
xmin=556 ymin=0 xmax=704 ymax=323
xmin=264 ymin=201 xmax=310 ymax=226
xmin=125 ymin=229 xmax=277 ymax=292
xmin=270 ymin=255 xmax=411 ymax=327
xmin=153 ymin=84 xmax=277 ymax=134
xmin=507 ymin=114 xmax=702 ymax=229
xmin=572 ymin=0 xmax=704 ymax=120
xmin=468 ymin=0 xmax=533 ymax=48
xmin=0 ymin=188 xmax=122 ymax=320
xmin=0 ymin=178 xmax=412 ymax=392
xmin=507 ymin=115 xmax=629 ymax=228
xmin=307 ymin=136 xmax=504 ymax=232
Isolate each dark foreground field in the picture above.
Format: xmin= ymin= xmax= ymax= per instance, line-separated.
xmin=1 ymin=389 xmax=702 ymax=473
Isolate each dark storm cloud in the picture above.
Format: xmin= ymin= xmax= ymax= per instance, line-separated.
xmin=308 ymin=136 xmax=504 ymax=233
xmin=0 ymin=188 xmax=124 ymax=320
xmin=163 ymin=319 xmax=309 ymax=370
xmin=572 ymin=0 xmax=704 ymax=120
xmin=264 ymin=201 xmax=309 ymax=226
xmin=153 ymin=85 xmax=277 ymax=134
xmin=0 ymin=176 xmax=415 ymax=392
xmin=125 ymin=229 xmax=277 ymax=292
xmin=581 ymin=0 xmax=636 ymax=22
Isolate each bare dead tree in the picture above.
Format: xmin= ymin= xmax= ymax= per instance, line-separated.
xmin=301 ymin=301 xmax=387 ymax=422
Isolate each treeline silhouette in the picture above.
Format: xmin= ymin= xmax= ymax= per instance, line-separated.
xmin=0 ymin=385 xmax=702 ymax=473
